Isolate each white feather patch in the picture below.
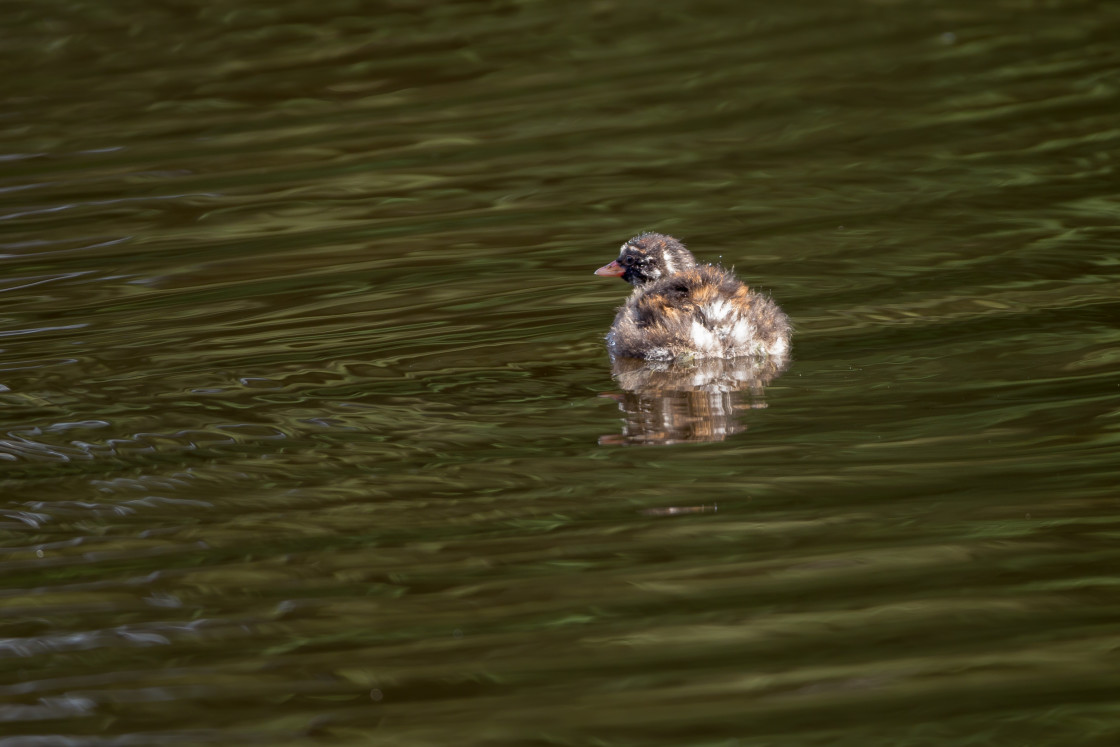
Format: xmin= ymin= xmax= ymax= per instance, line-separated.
xmin=705 ymin=299 xmax=730 ymax=323
xmin=730 ymin=318 xmax=754 ymax=345
xmin=689 ymin=321 xmax=720 ymax=352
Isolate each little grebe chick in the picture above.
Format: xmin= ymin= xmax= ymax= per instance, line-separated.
xmin=595 ymin=232 xmax=791 ymax=362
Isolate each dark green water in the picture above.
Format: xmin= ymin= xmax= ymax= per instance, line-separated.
xmin=3 ymin=1 xmax=1120 ymax=744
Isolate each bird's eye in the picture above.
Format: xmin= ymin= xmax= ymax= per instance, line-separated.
xmin=621 ymin=256 xmax=635 ymax=266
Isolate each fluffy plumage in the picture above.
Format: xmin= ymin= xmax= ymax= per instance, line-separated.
xmin=595 ymin=233 xmax=791 ymax=362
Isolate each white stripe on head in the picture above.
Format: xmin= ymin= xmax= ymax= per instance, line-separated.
xmin=662 ymin=250 xmax=675 ymax=275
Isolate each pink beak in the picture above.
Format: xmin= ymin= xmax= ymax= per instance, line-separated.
xmin=595 ymin=260 xmax=625 ymax=277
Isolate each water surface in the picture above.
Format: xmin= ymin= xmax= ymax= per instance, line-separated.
xmin=3 ymin=1 xmax=1120 ymax=744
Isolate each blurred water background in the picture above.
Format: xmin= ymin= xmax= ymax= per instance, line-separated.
xmin=2 ymin=0 xmax=1120 ymax=744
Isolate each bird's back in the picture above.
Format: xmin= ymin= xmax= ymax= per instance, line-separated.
xmin=608 ymin=265 xmax=790 ymax=361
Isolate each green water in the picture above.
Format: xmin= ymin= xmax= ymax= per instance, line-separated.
xmin=3 ymin=1 xmax=1120 ymax=744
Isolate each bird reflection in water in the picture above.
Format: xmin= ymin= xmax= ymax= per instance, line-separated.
xmin=600 ymin=355 xmax=787 ymax=446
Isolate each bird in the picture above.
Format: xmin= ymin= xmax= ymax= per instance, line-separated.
xmin=594 ymin=232 xmax=791 ymax=362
